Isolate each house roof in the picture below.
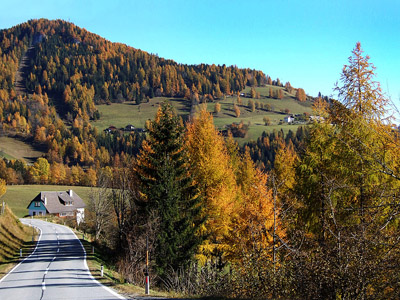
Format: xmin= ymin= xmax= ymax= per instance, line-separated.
xmin=27 ymin=190 xmax=86 ymax=214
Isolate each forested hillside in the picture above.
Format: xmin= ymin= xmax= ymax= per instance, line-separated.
xmin=1 ymin=19 xmax=269 ymax=118
xmin=0 ymin=18 xmax=300 ymax=185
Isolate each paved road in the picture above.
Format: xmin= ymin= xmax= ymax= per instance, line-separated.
xmin=0 ymin=219 xmax=127 ymax=300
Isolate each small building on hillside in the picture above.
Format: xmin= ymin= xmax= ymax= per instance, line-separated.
xmin=125 ymin=124 xmax=135 ymax=131
xmin=284 ymin=115 xmax=295 ymax=123
xmin=104 ymin=126 xmax=117 ymax=133
xmin=27 ymin=190 xmax=85 ymax=224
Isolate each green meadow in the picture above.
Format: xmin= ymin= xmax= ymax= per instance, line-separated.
xmin=90 ymin=86 xmax=313 ymax=144
xmin=0 ymin=137 xmax=45 ymax=164
xmin=1 ymin=185 xmax=94 ymax=218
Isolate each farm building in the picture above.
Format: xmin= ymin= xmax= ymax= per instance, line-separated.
xmin=27 ymin=190 xmax=85 ymax=224
xmin=125 ymin=124 xmax=135 ymax=131
xmin=104 ymin=125 xmax=117 ymax=133
xmin=284 ymin=115 xmax=295 ymax=123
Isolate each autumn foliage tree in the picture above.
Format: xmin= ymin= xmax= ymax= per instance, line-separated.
xmin=185 ymin=109 xmax=282 ymax=284
xmin=233 ymin=104 xmax=241 ymax=118
xmin=292 ymin=42 xmax=400 ymax=299
xmin=295 ymin=88 xmax=307 ymax=102
xmin=185 ymin=109 xmax=237 ymax=262
xmin=0 ymin=178 xmax=5 ymax=199
xmin=214 ymin=102 xmax=221 ymax=114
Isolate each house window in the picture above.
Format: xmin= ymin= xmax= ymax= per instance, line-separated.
xmin=66 ymin=201 xmax=73 ymax=206
xmin=34 ymin=201 xmax=40 ymax=207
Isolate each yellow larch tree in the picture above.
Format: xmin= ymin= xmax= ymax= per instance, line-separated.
xmin=0 ymin=178 xmax=6 ymax=199
xmin=227 ymin=148 xmax=277 ymax=261
xmin=185 ymin=109 xmax=238 ymax=262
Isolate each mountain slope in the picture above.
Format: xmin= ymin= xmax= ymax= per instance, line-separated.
xmin=0 ymin=18 xmax=313 ymax=185
xmin=1 ymin=19 xmax=272 ymax=121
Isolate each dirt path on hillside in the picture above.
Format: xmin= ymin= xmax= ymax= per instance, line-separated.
xmin=14 ymin=46 xmax=35 ymax=96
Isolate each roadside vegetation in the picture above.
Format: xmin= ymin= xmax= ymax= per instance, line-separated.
xmin=0 ymin=205 xmax=36 ymax=280
xmin=75 ymin=231 xmax=172 ymax=298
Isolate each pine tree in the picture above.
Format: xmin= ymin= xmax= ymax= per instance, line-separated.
xmin=135 ymin=101 xmax=204 ymax=276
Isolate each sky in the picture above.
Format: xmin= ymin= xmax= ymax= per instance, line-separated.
xmin=1 ymin=0 xmax=399 ymax=117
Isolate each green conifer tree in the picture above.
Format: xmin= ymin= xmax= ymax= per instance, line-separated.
xmin=136 ymin=101 xmax=204 ymax=277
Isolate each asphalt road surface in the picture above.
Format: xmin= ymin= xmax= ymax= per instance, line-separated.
xmin=0 ymin=219 xmax=127 ymax=300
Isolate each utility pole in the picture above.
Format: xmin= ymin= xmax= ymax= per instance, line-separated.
xmin=145 ymin=235 xmax=150 ymax=295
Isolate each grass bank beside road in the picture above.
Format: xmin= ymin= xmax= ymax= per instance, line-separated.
xmin=0 ymin=206 xmax=37 ymax=280
xmin=75 ymin=231 xmax=172 ymax=299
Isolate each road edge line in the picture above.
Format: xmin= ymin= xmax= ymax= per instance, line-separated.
xmin=0 ymin=220 xmax=43 ymax=283
xmin=69 ymin=227 xmax=127 ymax=300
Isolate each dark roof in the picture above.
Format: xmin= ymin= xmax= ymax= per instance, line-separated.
xmin=27 ymin=190 xmax=85 ymax=214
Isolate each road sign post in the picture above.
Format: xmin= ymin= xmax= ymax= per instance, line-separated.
xmin=101 ymin=265 xmax=104 ymax=277
xmin=145 ymin=235 xmax=150 ymax=295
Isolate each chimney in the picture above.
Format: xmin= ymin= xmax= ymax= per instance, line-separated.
xmin=44 ymin=196 xmax=47 ymax=205
xmin=69 ymin=190 xmax=73 ymax=197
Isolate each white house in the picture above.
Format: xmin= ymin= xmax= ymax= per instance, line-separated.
xmin=284 ymin=115 xmax=294 ymax=123
xmin=27 ymin=190 xmax=86 ymax=225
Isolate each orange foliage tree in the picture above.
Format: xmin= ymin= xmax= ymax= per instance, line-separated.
xmin=186 ymin=110 xmax=238 ymax=262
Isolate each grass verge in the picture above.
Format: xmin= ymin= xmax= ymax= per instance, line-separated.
xmin=74 ymin=231 xmax=173 ymax=299
xmin=0 ymin=206 xmax=38 ymax=280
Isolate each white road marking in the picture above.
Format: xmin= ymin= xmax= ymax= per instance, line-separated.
xmin=72 ymin=230 xmax=126 ymax=299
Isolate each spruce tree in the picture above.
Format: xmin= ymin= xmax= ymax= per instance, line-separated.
xmin=136 ymin=101 xmax=203 ymax=277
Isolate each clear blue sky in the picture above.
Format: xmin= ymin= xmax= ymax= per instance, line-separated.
xmin=1 ymin=0 xmax=399 ymax=116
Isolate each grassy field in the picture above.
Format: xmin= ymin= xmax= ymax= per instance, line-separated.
xmin=0 ymin=206 xmax=36 ymax=280
xmin=2 ymin=185 xmax=94 ymax=218
xmin=91 ymin=86 xmax=313 ymax=144
xmin=0 ymin=136 xmax=44 ymax=164
xmin=91 ymin=97 xmax=191 ymax=130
